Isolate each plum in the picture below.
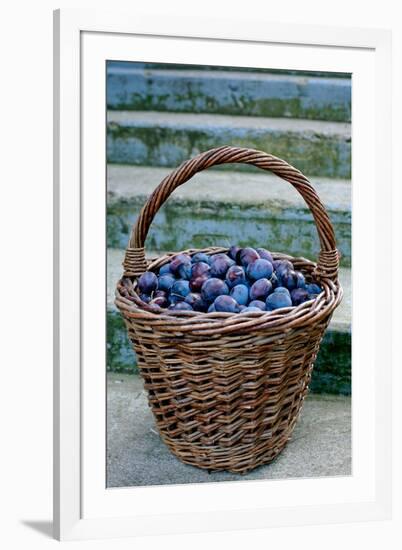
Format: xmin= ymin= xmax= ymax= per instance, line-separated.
xmin=306 ymin=283 xmax=322 ymax=295
xmin=225 ymin=265 xmax=246 ymax=288
xmin=157 ymin=274 xmax=175 ymax=292
xmin=201 ymin=277 xmax=229 ymax=303
xmin=149 ymin=296 xmax=168 ymax=308
xmin=248 ymin=300 xmax=266 ymax=311
xmin=210 ymin=254 xmax=235 ymax=278
xmin=191 ymin=252 xmax=211 ymax=264
xmin=290 ymin=288 xmax=309 ymax=306
xmin=239 ymin=247 xmax=260 ymax=267
xmin=266 ymin=292 xmax=292 ymax=311
xmin=230 ymin=284 xmax=249 ymax=306
xmin=189 ymin=274 xmax=209 ymax=292
xmin=214 ymin=295 xmax=240 ymax=313
xmin=228 ymin=245 xmax=241 ymax=261
xmin=274 ymin=259 xmax=294 ymax=274
xmin=246 ymin=259 xmax=273 ymax=281
xmin=191 ymin=261 xmax=210 ymax=279
xmin=274 ymin=286 xmax=291 ymax=296
xmin=170 ymin=253 xmax=191 ymax=275
xmin=168 ymin=302 xmax=193 ymax=311
xmin=256 ymin=247 xmax=274 ymax=264
xmin=185 ymin=292 xmax=208 ymax=312
xmin=249 ymin=278 xmax=272 ymax=301
xmin=279 ymin=269 xmax=298 ymax=291
xmin=241 ymin=306 xmax=263 ymax=313
xmin=159 ymin=262 xmax=172 ymax=275
xmin=138 ymin=271 xmax=158 ymax=294
xmin=177 ymin=262 xmax=192 ymax=280
xmin=295 ymin=271 xmax=306 ymax=289
xmin=171 ymin=280 xmax=190 ymax=299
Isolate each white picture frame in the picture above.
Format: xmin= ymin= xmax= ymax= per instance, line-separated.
xmin=53 ymin=8 xmax=392 ymax=541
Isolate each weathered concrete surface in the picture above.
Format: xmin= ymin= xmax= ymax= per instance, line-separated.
xmin=106 ymin=249 xmax=351 ymax=393
xmin=107 ymin=165 xmax=351 ymax=265
xmin=107 ymin=373 xmax=351 ymax=487
xmin=107 ymin=111 xmax=351 ymax=179
xmin=107 ymin=65 xmax=351 ymax=121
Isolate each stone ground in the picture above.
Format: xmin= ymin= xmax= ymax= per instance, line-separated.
xmin=107 ymin=372 xmax=351 ymax=488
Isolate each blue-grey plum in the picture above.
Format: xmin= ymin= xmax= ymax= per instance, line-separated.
xmin=274 ymin=259 xmax=294 ymax=274
xmin=239 ymin=247 xmax=260 ymax=267
xmin=178 ymin=262 xmax=192 ymax=280
xmin=228 ymin=245 xmax=241 ymax=261
xmin=191 ymin=252 xmax=211 ymax=264
xmin=274 ymin=286 xmax=291 ymax=296
xmin=185 ymin=292 xmax=208 ymax=312
xmin=306 ymin=283 xmax=322 ymax=295
xmin=139 ymin=293 xmax=151 ymax=304
xmin=169 ymin=293 xmax=185 ymax=305
xmin=201 ymin=278 xmax=229 ymax=303
xmin=214 ymin=295 xmax=240 ymax=313
xmin=270 ymin=273 xmax=279 ymax=288
xmin=249 ymin=278 xmax=272 ymax=301
xmin=290 ymin=288 xmax=309 ymax=306
xmin=279 ymin=270 xmax=298 ymax=291
xmin=157 ymin=274 xmax=175 ymax=292
xmin=210 ymin=254 xmax=235 ymax=278
xmin=256 ymin=248 xmax=274 ymax=264
xmin=138 ymin=271 xmax=158 ymax=294
xmin=170 ymin=253 xmax=191 ymax=275
xmin=266 ymin=292 xmax=292 ymax=311
xmin=246 ymin=259 xmax=273 ymax=281
xmin=242 ymin=306 xmax=263 ymax=313
xmin=295 ymin=271 xmax=306 ymax=288
xmin=171 ymin=280 xmax=190 ymax=299
xmin=230 ymin=284 xmax=249 ymax=306
xmin=248 ymin=300 xmax=266 ymax=311
xmin=159 ymin=262 xmax=172 ymax=275
xmin=189 ymin=274 xmax=209 ymax=292
xmin=154 ymin=290 xmax=167 ymax=299
xmin=191 ymin=261 xmax=210 ymax=279
xmin=225 ymin=265 xmax=246 ymax=288
xmin=208 ymin=303 xmax=216 ymax=313
xmin=168 ymin=302 xmax=193 ymax=311
xmin=149 ymin=296 xmax=168 ymax=308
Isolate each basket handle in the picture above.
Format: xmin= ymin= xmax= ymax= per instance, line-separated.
xmin=123 ymin=146 xmax=339 ymax=282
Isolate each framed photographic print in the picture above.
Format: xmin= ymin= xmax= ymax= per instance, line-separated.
xmin=53 ymin=8 xmax=392 ymax=541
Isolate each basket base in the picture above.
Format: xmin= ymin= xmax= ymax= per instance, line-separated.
xmin=160 ymin=423 xmax=295 ymax=474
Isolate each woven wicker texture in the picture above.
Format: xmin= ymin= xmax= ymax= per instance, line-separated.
xmin=115 ymin=146 xmax=343 ymax=473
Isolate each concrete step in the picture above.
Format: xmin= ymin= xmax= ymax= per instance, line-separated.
xmin=107 ymin=111 xmax=351 ymax=179
xmin=107 ymin=248 xmax=351 ymax=395
xmin=107 ymin=65 xmax=351 ymax=122
xmin=107 ymin=372 xmax=351 ymax=487
xmin=109 ymin=60 xmax=351 ymax=82
xmin=107 ymin=165 xmax=351 ymax=266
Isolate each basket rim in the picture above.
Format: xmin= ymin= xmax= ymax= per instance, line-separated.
xmin=115 ymin=247 xmax=342 ymax=336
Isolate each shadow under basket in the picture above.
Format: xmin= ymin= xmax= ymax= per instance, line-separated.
xmin=115 ymin=146 xmax=343 ymax=474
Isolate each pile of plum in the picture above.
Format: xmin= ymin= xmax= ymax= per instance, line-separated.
xmin=137 ymin=246 xmax=322 ymax=313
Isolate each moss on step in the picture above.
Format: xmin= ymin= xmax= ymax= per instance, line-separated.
xmin=106 ymin=308 xmax=351 ymax=394
xmin=107 ymin=123 xmax=351 ymax=179
xmin=107 ymin=199 xmax=351 ymax=266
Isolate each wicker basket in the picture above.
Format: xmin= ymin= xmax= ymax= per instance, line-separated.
xmin=115 ymin=146 xmax=343 ymax=474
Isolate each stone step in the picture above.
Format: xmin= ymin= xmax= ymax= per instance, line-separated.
xmin=107 ymin=165 xmax=351 ymax=266
xmin=107 ymin=111 xmax=351 ymax=179
xmin=109 ymin=61 xmax=351 ymax=79
xmin=107 ymin=372 xmax=351 ymax=487
xmin=107 ymin=64 xmax=351 ymax=122
xmin=106 ymin=248 xmax=351 ymax=395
